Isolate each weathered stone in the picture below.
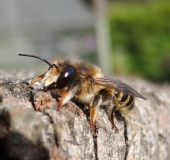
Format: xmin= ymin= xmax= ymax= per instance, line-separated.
xmin=0 ymin=70 xmax=170 ymax=160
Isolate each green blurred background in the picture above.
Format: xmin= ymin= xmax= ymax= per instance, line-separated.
xmin=109 ymin=0 xmax=170 ymax=82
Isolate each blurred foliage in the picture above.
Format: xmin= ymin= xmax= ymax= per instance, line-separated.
xmin=109 ymin=1 xmax=170 ymax=82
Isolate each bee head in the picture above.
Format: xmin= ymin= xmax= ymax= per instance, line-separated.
xmin=18 ymin=54 xmax=76 ymax=90
xmin=43 ymin=63 xmax=76 ymax=90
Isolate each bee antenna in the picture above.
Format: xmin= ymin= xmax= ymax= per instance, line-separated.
xmin=18 ymin=53 xmax=52 ymax=67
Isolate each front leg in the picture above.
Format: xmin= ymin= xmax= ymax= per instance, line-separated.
xmin=21 ymin=74 xmax=45 ymax=92
xmin=57 ymin=84 xmax=79 ymax=110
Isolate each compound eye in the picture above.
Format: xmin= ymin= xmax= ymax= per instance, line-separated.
xmin=56 ymin=66 xmax=75 ymax=88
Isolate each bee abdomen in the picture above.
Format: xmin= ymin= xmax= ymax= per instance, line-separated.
xmin=115 ymin=92 xmax=134 ymax=110
xmin=126 ymin=96 xmax=134 ymax=110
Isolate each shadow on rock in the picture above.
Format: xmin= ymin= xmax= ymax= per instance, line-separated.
xmin=0 ymin=107 xmax=49 ymax=160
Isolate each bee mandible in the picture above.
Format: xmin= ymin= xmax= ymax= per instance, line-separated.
xmin=18 ymin=54 xmax=146 ymax=132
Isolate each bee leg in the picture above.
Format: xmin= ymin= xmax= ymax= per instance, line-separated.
xmin=105 ymin=106 xmax=119 ymax=132
xmin=57 ymin=85 xmax=78 ymax=111
xmin=90 ymin=94 xmax=102 ymax=132
xmin=21 ymin=74 xmax=45 ymax=92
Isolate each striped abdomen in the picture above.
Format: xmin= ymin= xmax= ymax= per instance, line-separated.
xmin=114 ymin=91 xmax=134 ymax=114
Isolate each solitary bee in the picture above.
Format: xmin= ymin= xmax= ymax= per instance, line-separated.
xmin=18 ymin=54 xmax=146 ymax=132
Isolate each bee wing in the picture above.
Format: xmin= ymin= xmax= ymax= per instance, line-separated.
xmin=94 ymin=77 xmax=146 ymax=100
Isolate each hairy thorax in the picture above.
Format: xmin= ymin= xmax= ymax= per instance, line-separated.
xmin=73 ymin=62 xmax=104 ymax=104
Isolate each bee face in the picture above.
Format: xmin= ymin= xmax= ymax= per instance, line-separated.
xmin=43 ymin=63 xmax=76 ymax=90
xmin=42 ymin=65 xmax=59 ymax=88
xmin=18 ymin=54 xmax=146 ymax=132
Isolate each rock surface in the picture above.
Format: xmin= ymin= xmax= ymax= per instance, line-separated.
xmin=0 ymin=70 xmax=170 ymax=160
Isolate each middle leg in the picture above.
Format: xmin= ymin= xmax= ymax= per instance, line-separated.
xmin=89 ymin=94 xmax=102 ymax=132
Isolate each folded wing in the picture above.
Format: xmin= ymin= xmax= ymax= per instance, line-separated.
xmin=94 ymin=77 xmax=146 ymax=100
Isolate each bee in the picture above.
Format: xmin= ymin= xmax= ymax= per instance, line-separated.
xmin=18 ymin=54 xmax=146 ymax=132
